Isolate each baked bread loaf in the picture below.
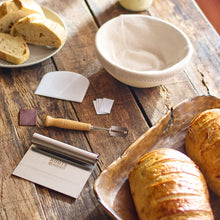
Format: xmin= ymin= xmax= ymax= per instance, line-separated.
xmin=0 ymin=32 xmax=29 ymax=64
xmin=185 ymin=108 xmax=220 ymax=197
xmin=10 ymin=13 xmax=66 ymax=48
xmin=129 ymin=148 xmax=214 ymax=220
xmin=0 ymin=0 xmax=44 ymax=33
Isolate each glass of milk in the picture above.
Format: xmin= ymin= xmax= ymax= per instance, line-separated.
xmin=119 ymin=0 xmax=153 ymax=11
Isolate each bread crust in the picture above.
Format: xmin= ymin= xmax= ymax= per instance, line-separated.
xmin=10 ymin=13 xmax=66 ymax=48
xmin=129 ymin=148 xmax=214 ymax=220
xmin=13 ymin=0 xmax=44 ymax=15
xmin=185 ymin=108 xmax=220 ymax=196
xmin=0 ymin=1 xmax=19 ymax=19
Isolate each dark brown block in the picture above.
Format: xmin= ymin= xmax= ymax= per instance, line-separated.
xmin=19 ymin=109 xmax=37 ymax=126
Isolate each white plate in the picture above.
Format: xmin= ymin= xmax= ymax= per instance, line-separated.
xmin=0 ymin=7 xmax=67 ymax=68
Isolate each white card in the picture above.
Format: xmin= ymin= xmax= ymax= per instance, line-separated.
xmin=93 ymin=98 xmax=114 ymax=114
xmin=100 ymin=98 xmax=114 ymax=113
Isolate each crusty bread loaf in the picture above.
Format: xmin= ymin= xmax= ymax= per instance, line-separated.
xmin=0 ymin=0 xmax=44 ymax=33
xmin=10 ymin=13 xmax=66 ymax=48
xmin=185 ymin=109 xmax=220 ymax=197
xmin=129 ymin=148 xmax=214 ymax=220
xmin=0 ymin=32 xmax=29 ymax=64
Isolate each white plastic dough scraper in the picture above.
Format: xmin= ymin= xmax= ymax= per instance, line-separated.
xmin=35 ymin=71 xmax=90 ymax=102
xmin=13 ymin=133 xmax=99 ymax=198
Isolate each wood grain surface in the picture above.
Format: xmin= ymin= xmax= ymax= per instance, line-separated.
xmin=0 ymin=0 xmax=219 ymax=219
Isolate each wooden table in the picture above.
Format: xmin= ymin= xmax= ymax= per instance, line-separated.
xmin=1 ymin=0 xmax=220 ymax=219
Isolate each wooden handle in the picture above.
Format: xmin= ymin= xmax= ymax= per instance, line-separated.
xmin=45 ymin=116 xmax=91 ymax=131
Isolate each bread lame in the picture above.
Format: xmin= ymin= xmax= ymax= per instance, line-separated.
xmin=45 ymin=116 xmax=128 ymax=137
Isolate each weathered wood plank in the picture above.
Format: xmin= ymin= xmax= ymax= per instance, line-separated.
xmin=0 ymin=68 xmax=46 ymax=220
xmin=149 ymin=0 xmax=220 ymax=96
xmin=136 ymin=0 xmax=220 ymax=124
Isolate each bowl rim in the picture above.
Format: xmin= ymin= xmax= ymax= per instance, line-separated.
xmin=95 ymin=14 xmax=193 ymax=78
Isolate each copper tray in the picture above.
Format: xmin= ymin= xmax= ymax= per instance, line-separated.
xmin=94 ymin=95 xmax=220 ymax=220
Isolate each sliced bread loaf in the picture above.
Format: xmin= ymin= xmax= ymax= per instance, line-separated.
xmin=0 ymin=32 xmax=29 ymax=64
xmin=10 ymin=13 xmax=66 ymax=48
xmin=0 ymin=0 xmax=44 ymax=33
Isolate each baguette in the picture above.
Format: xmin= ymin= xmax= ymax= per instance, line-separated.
xmin=185 ymin=108 xmax=220 ymax=196
xmin=0 ymin=32 xmax=29 ymax=64
xmin=0 ymin=0 xmax=44 ymax=33
xmin=129 ymin=148 xmax=214 ymax=220
xmin=10 ymin=13 xmax=66 ymax=48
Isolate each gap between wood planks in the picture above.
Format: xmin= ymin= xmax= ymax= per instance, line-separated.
xmin=84 ymin=0 xmax=100 ymax=28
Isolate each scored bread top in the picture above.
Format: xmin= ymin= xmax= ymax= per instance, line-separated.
xmin=185 ymin=109 xmax=220 ymax=197
xmin=10 ymin=13 xmax=66 ymax=48
xmin=129 ymin=148 xmax=214 ymax=220
xmin=0 ymin=32 xmax=29 ymax=64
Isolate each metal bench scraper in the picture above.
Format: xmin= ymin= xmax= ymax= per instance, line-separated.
xmin=13 ymin=133 xmax=99 ymax=198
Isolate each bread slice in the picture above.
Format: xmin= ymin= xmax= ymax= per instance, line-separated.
xmin=10 ymin=13 xmax=66 ymax=48
xmin=0 ymin=33 xmax=29 ymax=64
xmin=0 ymin=0 xmax=44 ymax=33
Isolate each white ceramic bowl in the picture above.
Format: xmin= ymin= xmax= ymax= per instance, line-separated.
xmin=95 ymin=15 xmax=193 ymax=88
